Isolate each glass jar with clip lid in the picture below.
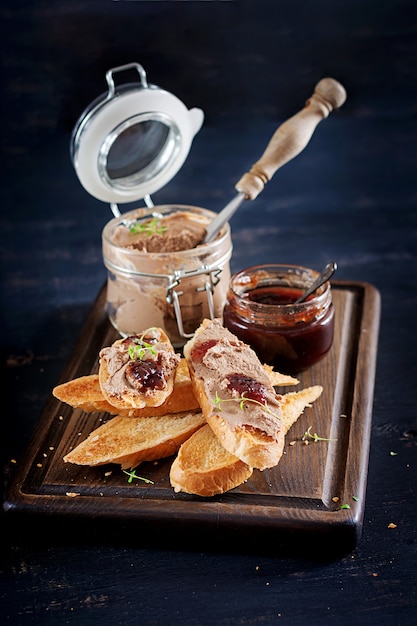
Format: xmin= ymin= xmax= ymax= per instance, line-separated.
xmin=71 ymin=62 xmax=232 ymax=347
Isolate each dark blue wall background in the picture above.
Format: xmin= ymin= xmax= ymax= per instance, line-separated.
xmin=2 ymin=0 xmax=415 ymax=291
xmin=2 ymin=1 xmax=415 ymax=211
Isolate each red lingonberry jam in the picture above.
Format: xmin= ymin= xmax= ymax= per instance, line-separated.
xmin=125 ymin=358 xmax=165 ymax=390
xmin=226 ymin=374 xmax=268 ymax=404
xmin=190 ymin=339 xmax=218 ymax=362
xmin=223 ymin=265 xmax=335 ymax=374
xmin=123 ymin=334 xmax=158 ymax=347
xmin=247 ymin=286 xmax=305 ymax=305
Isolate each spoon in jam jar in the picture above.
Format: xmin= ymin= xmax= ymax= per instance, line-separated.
xmin=295 ymin=262 xmax=337 ymax=304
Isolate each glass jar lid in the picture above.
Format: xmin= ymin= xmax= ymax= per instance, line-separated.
xmin=70 ymin=62 xmax=204 ymax=206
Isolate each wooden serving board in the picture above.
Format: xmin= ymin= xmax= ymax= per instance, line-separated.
xmin=4 ymin=281 xmax=380 ymax=552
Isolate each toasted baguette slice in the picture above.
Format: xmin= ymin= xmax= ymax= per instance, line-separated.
xmin=170 ymin=385 xmax=323 ymax=496
xmin=53 ymin=359 xmax=200 ymax=417
xmin=52 ymin=374 xmax=114 ymax=413
xmin=263 ymin=365 xmax=299 ymax=387
xmin=98 ymin=327 xmax=181 ymax=410
xmin=170 ymin=424 xmax=253 ymax=496
xmin=183 ymin=318 xmax=285 ymax=470
xmin=279 ymin=385 xmax=323 ymax=434
xmin=63 ymin=410 xmax=205 ymax=470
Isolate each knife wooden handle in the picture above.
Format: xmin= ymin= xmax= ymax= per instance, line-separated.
xmin=235 ymin=78 xmax=347 ymax=200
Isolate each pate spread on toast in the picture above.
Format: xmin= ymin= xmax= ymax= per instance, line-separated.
xmin=183 ymin=318 xmax=285 ymax=470
xmin=170 ymin=384 xmax=323 ymax=496
xmin=98 ymin=327 xmax=181 ymax=410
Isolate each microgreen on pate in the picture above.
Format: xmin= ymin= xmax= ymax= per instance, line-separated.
xmin=129 ymin=217 xmax=167 ymax=236
xmin=212 ymin=391 xmax=281 ymax=420
xmin=128 ymin=342 xmax=155 ymax=361
xmin=123 ymin=469 xmax=154 ymax=484
xmin=128 ymin=330 xmax=158 ymax=361
xmin=302 ymin=426 xmax=338 ymax=443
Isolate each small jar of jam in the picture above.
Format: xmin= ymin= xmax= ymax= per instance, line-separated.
xmin=223 ymin=264 xmax=334 ymax=374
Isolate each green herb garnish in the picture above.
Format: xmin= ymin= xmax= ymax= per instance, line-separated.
xmin=128 ymin=342 xmax=156 ymax=361
xmin=123 ymin=469 xmax=154 ymax=484
xmin=212 ymin=391 xmax=281 ymax=420
xmin=129 ymin=217 xmax=167 ymax=236
xmin=340 ymin=503 xmax=351 ymax=510
xmin=127 ymin=330 xmax=158 ymax=361
xmin=302 ymin=426 xmax=338 ymax=443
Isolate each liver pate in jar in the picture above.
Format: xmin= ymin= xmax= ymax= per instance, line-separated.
xmin=102 ymin=205 xmax=232 ymax=347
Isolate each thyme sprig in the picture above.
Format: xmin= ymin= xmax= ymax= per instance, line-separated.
xmin=129 ymin=217 xmax=167 ymax=236
xmin=128 ymin=329 xmax=158 ymax=361
xmin=302 ymin=426 xmax=338 ymax=443
xmin=123 ymin=469 xmax=154 ymax=484
xmin=212 ymin=391 xmax=281 ymax=420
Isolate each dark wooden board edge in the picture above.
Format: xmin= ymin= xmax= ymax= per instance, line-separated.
xmin=3 ymin=281 xmax=381 ymax=553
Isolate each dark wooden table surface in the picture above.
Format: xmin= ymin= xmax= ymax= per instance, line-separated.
xmin=1 ymin=2 xmax=416 ymax=624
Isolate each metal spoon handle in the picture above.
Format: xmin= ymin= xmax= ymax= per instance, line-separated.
xmin=203 ymin=192 xmax=245 ymax=243
xmin=295 ymin=261 xmax=337 ymax=303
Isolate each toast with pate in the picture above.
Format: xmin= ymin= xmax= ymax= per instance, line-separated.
xmin=53 ymin=359 xmax=201 ymax=417
xmin=170 ymin=384 xmax=323 ymax=496
xmin=98 ymin=327 xmax=181 ymax=410
xmin=183 ymin=318 xmax=286 ymax=470
xmin=53 ymin=359 xmax=299 ymax=417
xmin=62 ymin=382 xmax=321 ymax=492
